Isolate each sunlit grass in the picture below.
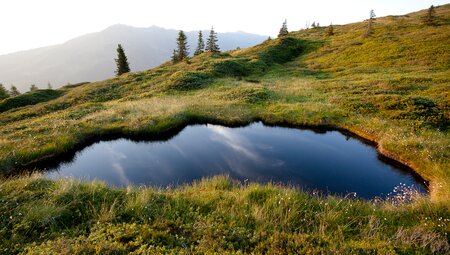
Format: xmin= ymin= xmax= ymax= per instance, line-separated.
xmin=0 ymin=175 xmax=448 ymax=254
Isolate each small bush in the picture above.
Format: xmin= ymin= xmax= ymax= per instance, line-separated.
xmin=411 ymin=97 xmax=436 ymax=109
xmin=221 ymin=85 xmax=272 ymax=104
xmin=214 ymin=59 xmax=251 ymax=77
xmin=167 ymin=72 xmax=213 ymax=91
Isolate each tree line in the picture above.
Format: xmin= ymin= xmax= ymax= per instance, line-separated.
xmin=0 ymin=83 xmax=53 ymax=100
xmin=171 ymin=26 xmax=221 ymax=63
xmin=112 ymin=5 xmax=439 ymax=76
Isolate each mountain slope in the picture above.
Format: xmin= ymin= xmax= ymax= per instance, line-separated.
xmin=0 ymin=5 xmax=449 ymax=254
xmin=0 ymin=25 xmax=266 ymax=91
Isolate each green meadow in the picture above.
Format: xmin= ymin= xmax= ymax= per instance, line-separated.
xmin=0 ymin=5 xmax=449 ymax=254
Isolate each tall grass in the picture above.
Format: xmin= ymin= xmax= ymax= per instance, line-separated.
xmin=0 ymin=175 xmax=448 ymax=254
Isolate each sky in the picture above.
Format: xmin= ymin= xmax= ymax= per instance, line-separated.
xmin=0 ymin=0 xmax=448 ymax=55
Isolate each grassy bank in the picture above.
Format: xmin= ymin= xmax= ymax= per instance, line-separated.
xmin=0 ymin=175 xmax=448 ymax=254
xmin=0 ymin=5 xmax=449 ymax=254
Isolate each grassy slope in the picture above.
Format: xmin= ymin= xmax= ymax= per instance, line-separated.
xmin=0 ymin=5 xmax=449 ymax=254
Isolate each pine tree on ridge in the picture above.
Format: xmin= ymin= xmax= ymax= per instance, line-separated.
xmin=194 ymin=31 xmax=205 ymax=56
xmin=115 ymin=44 xmax=131 ymax=76
xmin=364 ymin=10 xmax=376 ymax=37
xmin=423 ymin=5 xmax=437 ymax=26
xmin=0 ymin=83 xmax=9 ymax=100
xmin=205 ymin=27 xmax=220 ymax=53
xmin=9 ymin=85 xmax=21 ymax=97
xmin=278 ymin=19 xmax=289 ymax=37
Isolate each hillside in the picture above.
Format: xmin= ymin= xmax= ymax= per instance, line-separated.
xmin=0 ymin=25 xmax=266 ymax=91
xmin=0 ymin=5 xmax=449 ymax=254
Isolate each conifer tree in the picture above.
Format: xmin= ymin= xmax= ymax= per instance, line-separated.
xmin=9 ymin=85 xmax=20 ymax=97
xmin=177 ymin=30 xmax=189 ymax=60
xmin=194 ymin=31 xmax=205 ymax=56
xmin=47 ymin=82 xmax=52 ymax=90
xmin=311 ymin=21 xmax=316 ymax=28
xmin=327 ymin=23 xmax=334 ymax=36
xmin=278 ymin=20 xmax=289 ymax=37
xmin=171 ymin=49 xmax=178 ymax=62
xmin=364 ymin=10 xmax=376 ymax=37
xmin=205 ymin=27 xmax=220 ymax=53
xmin=30 ymin=84 xmax=38 ymax=92
xmin=171 ymin=49 xmax=179 ymax=63
xmin=0 ymin=83 xmax=9 ymax=100
xmin=423 ymin=5 xmax=436 ymax=26
xmin=115 ymin=44 xmax=130 ymax=76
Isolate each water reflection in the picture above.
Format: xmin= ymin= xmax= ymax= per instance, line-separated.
xmin=44 ymin=122 xmax=427 ymax=198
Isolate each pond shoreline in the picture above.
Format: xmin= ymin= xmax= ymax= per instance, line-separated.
xmin=6 ymin=116 xmax=429 ymax=197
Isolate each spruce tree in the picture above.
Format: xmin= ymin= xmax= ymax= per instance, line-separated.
xmin=175 ymin=30 xmax=189 ymax=61
xmin=115 ymin=44 xmax=130 ymax=76
xmin=0 ymin=83 xmax=9 ymax=100
xmin=423 ymin=5 xmax=436 ymax=26
xmin=194 ymin=31 xmax=205 ymax=56
xmin=278 ymin=20 xmax=289 ymax=37
xmin=47 ymin=82 xmax=52 ymax=90
xmin=30 ymin=84 xmax=38 ymax=92
xmin=364 ymin=10 xmax=376 ymax=37
xmin=311 ymin=21 xmax=316 ymax=28
xmin=171 ymin=49 xmax=178 ymax=63
xmin=205 ymin=27 xmax=220 ymax=53
xmin=171 ymin=49 xmax=179 ymax=63
xmin=9 ymin=85 xmax=20 ymax=97
xmin=327 ymin=23 xmax=334 ymax=36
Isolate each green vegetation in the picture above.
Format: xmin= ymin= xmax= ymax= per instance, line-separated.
xmin=364 ymin=10 xmax=376 ymax=37
xmin=0 ymin=175 xmax=448 ymax=254
xmin=278 ymin=19 xmax=289 ymax=37
xmin=205 ymin=27 xmax=220 ymax=53
xmin=115 ymin=44 xmax=130 ymax=76
xmin=0 ymin=84 xmax=9 ymax=100
xmin=9 ymin=85 xmax=21 ymax=97
xmin=423 ymin=5 xmax=437 ymax=26
xmin=194 ymin=30 xmax=205 ymax=56
xmin=172 ymin=30 xmax=189 ymax=62
xmin=0 ymin=89 xmax=64 ymax=113
xmin=0 ymin=5 xmax=449 ymax=253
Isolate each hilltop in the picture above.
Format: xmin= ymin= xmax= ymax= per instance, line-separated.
xmin=0 ymin=25 xmax=266 ymax=91
xmin=0 ymin=5 xmax=449 ymax=254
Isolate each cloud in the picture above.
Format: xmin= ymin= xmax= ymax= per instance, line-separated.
xmin=105 ymin=144 xmax=131 ymax=186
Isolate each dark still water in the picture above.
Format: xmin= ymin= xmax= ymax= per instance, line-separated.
xmin=44 ymin=122 xmax=426 ymax=198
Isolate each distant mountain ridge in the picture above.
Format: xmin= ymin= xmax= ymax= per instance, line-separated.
xmin=0 ymin=25 xmax=267 ymax=91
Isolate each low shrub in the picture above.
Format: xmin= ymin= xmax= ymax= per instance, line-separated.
xmin=0 ymin=89 xmax=64 ymax=113
xmin=166 ymin=72 xmax=214 ymax=91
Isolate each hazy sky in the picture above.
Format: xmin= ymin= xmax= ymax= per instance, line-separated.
xmin=0 ymin=0 xmax=447 ymax=55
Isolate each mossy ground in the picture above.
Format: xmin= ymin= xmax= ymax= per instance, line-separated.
xmin=0 ymin=5 xmax=449 ymax=254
